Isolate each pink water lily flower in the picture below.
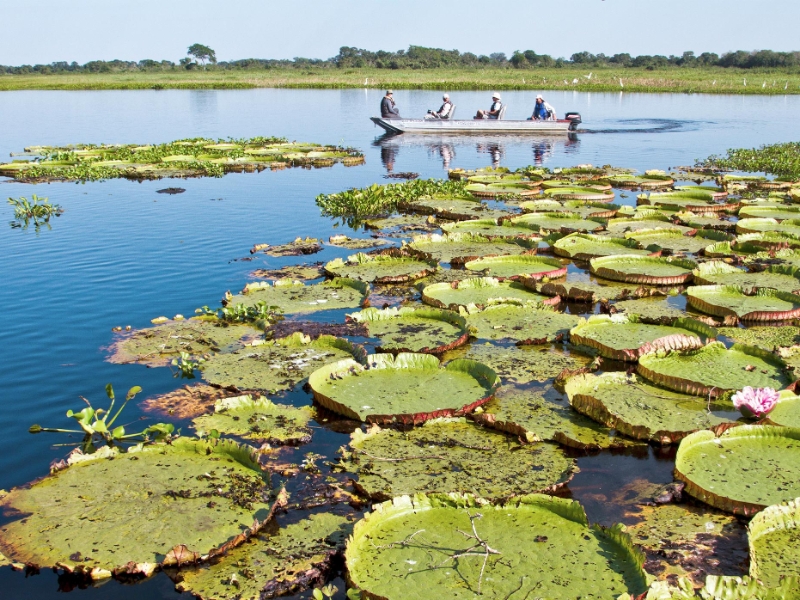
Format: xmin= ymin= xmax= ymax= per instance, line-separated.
xmin=731 ymin=386 xmax=779 ymax=418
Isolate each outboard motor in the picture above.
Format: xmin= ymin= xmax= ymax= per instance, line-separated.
xmin=565 ymin=112 xmax=582 ymax=130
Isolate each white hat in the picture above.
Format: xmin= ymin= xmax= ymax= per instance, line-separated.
xmin=492 ymin=92 xmax=501 ymax=99
xmin=536 ymin=94 xmax=543 ymax=100
xmin=443 ymin=93 xmax=450 ymax=99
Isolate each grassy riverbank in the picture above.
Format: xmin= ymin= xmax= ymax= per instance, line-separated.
xmin=2 ymin=67 xmax=800 ymax=94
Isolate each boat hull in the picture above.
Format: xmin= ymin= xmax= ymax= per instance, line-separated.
xmin=371 ymin=117 xmax=577 ymax=134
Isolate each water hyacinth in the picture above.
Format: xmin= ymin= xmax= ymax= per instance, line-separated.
xmin=731 ymin=386 xmax=779 ymax=418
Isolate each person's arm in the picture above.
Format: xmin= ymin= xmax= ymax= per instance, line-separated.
xmin=545 ymin=102 xmax=556 ymax=120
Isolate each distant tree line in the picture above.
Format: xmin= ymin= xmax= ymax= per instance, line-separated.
xmin=2 ymin=46 xmax=799 ymax=75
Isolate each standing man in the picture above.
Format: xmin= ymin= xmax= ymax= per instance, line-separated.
xmin=475 ymin=93 xmax=503 ymax=119
xmin=381 ymin=90 xmax=401 ymax=119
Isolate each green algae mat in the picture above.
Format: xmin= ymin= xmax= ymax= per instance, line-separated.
xmin=564 ymin=372 xmax=737 ymax=445
xmin=636 ymin=342 xmax=791 ymax=398
xmin=464 ymin=254 xmax=566 ymax=280
xmin=675 ymin=425 xmax=800 ymax=515
xmin=346 ymin=306 xmax=469 ymax=354
xmin=201 ymin=333 xmax=364 ymax=392
xmin=0 ymin=438 xmax=277 ymax=577
xmin=346 ymin=494 xmax=649 ymax=599
xmin=569 ymin=314 xmax=715 ymax=361
xmin=590 ymin=255 xmax=696 ymax=285
xmin=464 ymin=302 xmax=579 ymax=344
xmin=191 ymin=394 xmax=313 ymax=445
xmin=0 ymin=138 xmax=364 ymax=182
xmin=229 ymin=278 xmax=369 ymax=315
xmin=686 ymin=285 xmax=800 ymax=321
xmin=421 ymin=277 xmax=556 ymax=310
xmin=308 ymin=353 xmax=499 ymax=424
xmin=339 ymin=418 xmax=575 ymax=500
xmin=324 ymin=252 xmax=437 ymax=283
xmin=175 ymin=512 xmax=352 ymax=599
xmin=406 ymin=232 xmax=538 ymax=264
xmin=552 ymin=233 xmax=648 ymax=260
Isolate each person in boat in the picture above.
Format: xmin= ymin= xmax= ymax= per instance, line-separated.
xmin=475 ymin=93 xmax=502 ymax=119
xmin=425 ymin=93 xmax=453 ymax=120
xmin=380 ymin=90 xmax=401 ymax=119
xmin=529 ymin=94 xmax=556 ymax=121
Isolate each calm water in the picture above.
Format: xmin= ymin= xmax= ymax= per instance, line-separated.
xmin=1 ymin=89 xmax=798 ymax=598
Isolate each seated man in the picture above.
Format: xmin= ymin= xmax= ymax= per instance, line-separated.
xmin=425 ymin=93 xmax=453 ymax=120
xmin=475 ymin=93 xmax=502 ymax=119
xmin=529 ymin=94 xmax=556 ymax=121
xmin=380 ymin=90 xmax=400 ymax=119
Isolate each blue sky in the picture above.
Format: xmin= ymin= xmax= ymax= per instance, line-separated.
xmin=0 ymin=0 xmax=797 ymax=65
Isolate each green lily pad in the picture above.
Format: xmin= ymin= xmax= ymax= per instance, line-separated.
xmin=407 ymin=232 xmax=538 ymax=264
xmin=675 ymin=211 xmax=734 ymax=230
xmin=764 ymin=391 xmax=800 ymax=427
xmin=252 ymin=237 xmax=322 ymax=257
xmin=463 ymin=303 xmax=579 ymax=344
xmin=552 ymin=233 xmax=648 ymax=261
xmin=735 ymin=218 xmax=800 ymax=237
xmin=521 ymin=200 xmax=620 ymax=219
xmin=346 ymin=494 xmax=649 ymax=600
xmin=613 ymin=298 xmax=690 ymax=324
xmin=230 ymin=278 xmax=369 ymax=315
xmin=737 ymin=232 xmax=800 ymax=252
xmin=607 ymin=218 xmax=692 ymax=236
xmin=675 ymin=425 xmax=800 ymax=515
xmin=739 ymin=205 xmax=800 ymax=221
xmin=687 ymin=286 xmax=800 ymax=321
xmin=175 ymin=512 xmax=352 ymax=599
xmin=643 ymin=191 xmax=739 ymax=213
xmin=440 ymin=218 xmax=541 ymax=239
xmin=308 ymin=352 xmax=500 ymax=424
xmin=456 ymin=342 xmax=590 ymax=385
xmin=748 ymin=498 xmax=800 ymax=588
xmin=421 ymin=277 xmax=556 ymax=311
xmin=636 ymin=341 xmax=790 ymax=398
xmin=511 ymin=211 xmax=605 ymax=233
xmin=607 ymin=175 xmax=675 ymax=188
xmin=627 ymin=228 xmax=732 ymax=254
xmin=401 ymin=195 xmax=510 ymax=221
xmin=473 ymin=385 xmax=636 ymax=450
xmin=339 ymin=418 xmax=575 ymax=500
xmin=590 ymin=255 xmax=696 ymax=285
xmin=192 ymin=395 xmax=313 ymax=445
xmin=569 ymin=314 xmax=715 ymax=361
xmin=747 ymin=248 xmax=800 ymax=270
xmin=109 ymin=318 xmax=258 ymax=366
xmin=251 ymin=263 xmax=325 ymax=281
xmin=201 ymin=333 xmax=365 ymax=393
xmin=347 ymin=306 xmax=469 ymax=354
xmin=0 ymin=438 xmax=277 ymax=577
xmin=324 ymin=252 xmax=437 ymax=283
xmin=537 ymin=270 xmax=650 ymax=302
xmin=565 ymin=372 xmax=737 ymax=444
xmin=466 ymin=182 xmax=541 ymax=197
xmin=693 ymin=262 xmax=800 ymax=294
xmin=327 ymin=235 xmax=390 ymax=250
xmin=717 ymin=325 xmax=800 ymax=350
xmin=464 ymin=255 xmax=566 ymax=281
xmin=364 ymin=214 xmax=438 ymax=235
xmin=544 ymin=186 xmax=616 ymax=201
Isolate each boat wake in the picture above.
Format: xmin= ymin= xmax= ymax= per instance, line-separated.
xmin=579 ymin=119 xmax=700 ymax=134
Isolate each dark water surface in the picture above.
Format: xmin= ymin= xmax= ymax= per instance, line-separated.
xmin=1 ymin=89 xmax=798 ymax=598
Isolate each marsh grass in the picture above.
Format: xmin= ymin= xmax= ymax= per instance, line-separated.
xmin=2 ymin=67 xmax=800 ymax=94
xmin=701 ymin=142 xmax=800 ymax=180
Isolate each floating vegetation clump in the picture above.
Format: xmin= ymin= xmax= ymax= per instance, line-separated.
xmin=692 ymin=262 xmax=800 ymax=294
xmin=440 ymin=217 xmax=542 ymax=239
xmin=552 ymin=233 xmax=648 ymax=260
xmin=464 ymin=302 xmax=579 ymax=344
xmin=407 ymin=232 xmax=538 ymax=264
xmin=8 ymin=194 xmax=63 ymax=231
xmin=687 ymin=285 xmax=800 ymax=321
xmin=510 ymin=211 xmax=606 ymax=233
xmin=0 ymin=137 xmax=364 ymax=182
xmin=421 ymin=277 xmax=557 ymax=310
xmin=700 ymin=141 xmax=800 ymax=180
xmin=590 ymin=255 xmax=696 ymax=286
xmin=339 ymin=418 xmax=575 ymax=500
xmin=229 ymin=278 xmax=369 ymax=315
xmin=324 ymin=251 xmax=438 ymax=283
xmin=464 ymin=254 xmax=566 ymax=281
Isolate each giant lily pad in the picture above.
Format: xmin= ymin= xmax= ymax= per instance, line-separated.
xmin=347 ymin=306 xmax=469 ymax=354
xmin=401 ymin=194 xmax=509 ymax=221
xmin=536 ymin=269 xmax=650 ymax=302
xmin=607 ymin=218 xmax=692 ymax=236
xmin=590 ymin=255 xmax=696 ymax=285
xmin=565 ymin=372 xmax=737 ymax=444
xmin=675 ymin=211 xmax=734 ymax=231
xmin=693 ymin=262 xmax=800 ymax=294
xmin=553 ymin=233 xmax=648 ymax=261
xmin=457 ymin=342 xmax=590 ymax=385
xmin=642 ymin=191 xmax=739 ymax=213
xmin=0 ymin=438 xmax=278 ymax=577
xmin=739 ymin=205 xmax=800 ymax=221
xmin=339 ymin=418 xmax=574 ymax=500
xmin=636 ymin=342 xmax=790 ymax=398
xmin=464 ymin=302 xmax=579 ymax=344
xmin=717 ymin=325 xmax=800 ymax=350
xmin=511 ymin=211 xmax=605 ymax=233
xmin=346 ymin=494 xmax=649 ymax=599
xmin=675 ymin=425 xmax=800 ymax=515
xmin=764 ymin=390 xmax=800 ymax=427
xmin=201 ymin=333 xmax=365 ymax=393
xmin=175 ymin=512 xmax=352 ymax=599
xmin=251 ymin=263 xmax=325 ymax=281
xmin=735 ymin=218 xmax=800 ymax=237
xmin=324 ymin=251 xmax=437 ymax=283
xmin=109 ymin=318 xmax=258 ymax=366
xmin=569 ymin=314 xmax=715 ymax=361
xmin=464 ymin=254 xmax=566 ymax=281
xmin=192 ymin=395 xmax=313 ymax=445
xmin=748 ymin=498 xmax=800 ymax=588
xmin=440 ymin=218 xmax=541 ymax=239
xmin=627 ymin=228 xmax=732 ymax=254
xmin=472 ymin=385 xmax=635 ymax=450
xmin=230 ymin=278 xmax=369 ymax=315
xmin=614 ymin=297 xmax=691 ymax=324
xmin=466 ymin=182 xmax=540 ymax=197
xmin=736 ymin=231 xmax=800 ymax=252
xmin=308 ymin=353 xmax=499 ymax=424
xmin=407 ymin=232 xmax=538 ymax=264
xmin=687 ymin=285 xmax=800 ymax=321
xmin=607 ymin=174 xmax=675 ymax=189
xmin=544 ymin=186 xmax=616 ymax=201
xmin=421 ymin=277 xmax=557 ymax=310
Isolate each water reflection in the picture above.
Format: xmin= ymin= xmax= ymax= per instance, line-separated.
xmin=374 ymin=132 xmax=580 ymax=173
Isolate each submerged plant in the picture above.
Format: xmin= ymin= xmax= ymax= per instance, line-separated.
xmin=731 ymin=386 xmax=779 ymax=418
xmin=29 ymin=383 xmax=175 ymax=453
xmin=8 ymin=194 xmax=63 ymax=231
xmin=171 ymin=351 xmax=206 ymax=378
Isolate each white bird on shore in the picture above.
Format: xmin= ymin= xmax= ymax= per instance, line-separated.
xmin=572 ymin=78 xmax=579 ymax=84
xmin=584 ymin=72 xmax=593 ymax=80
xmin=522 ymin=78 xmax=525 ymax=84
xmin=364 ymin=78 xmax=368 ymax=86
xmin=743 ymin=78 xmax=747 ymax=86
xmin=619 ymin=78 xmax=624 ymax=88
xmin=786 ymin=81 xmax=790 ymax=90
xmin=762 ymin=81 xmax=767 ymax=88
xmin=712 ymin=80 xmax=716 ymax=85
xmin=563 ymin=79 xmax=569 ymax=85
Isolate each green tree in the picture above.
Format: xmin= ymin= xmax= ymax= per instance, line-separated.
xmin=187 ymin=43 xmax=216 ymax=68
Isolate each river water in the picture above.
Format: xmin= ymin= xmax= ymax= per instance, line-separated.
xmin=0 ymin=89 xmax=798 ymax=598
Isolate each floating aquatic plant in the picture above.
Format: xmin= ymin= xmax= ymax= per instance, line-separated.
xmin=8 ymin=194 xmax=63 ymax=231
